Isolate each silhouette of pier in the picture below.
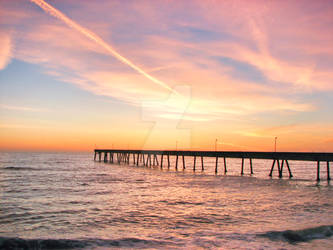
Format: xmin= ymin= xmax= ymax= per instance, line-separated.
xmin=94 ymin=149 xmax=333 ymax=181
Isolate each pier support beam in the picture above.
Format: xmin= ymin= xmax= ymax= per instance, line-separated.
xmin=201 ymin=156 xmax=204 ymax=171
xmin=278 ymin=160 xmax=283 ymax=178
xmin=270 ymin=159 xmax=293 ymax=178
xmin=327 ymin=161 xmax=331 ymax=181
xmin=241 ymin=158 xmax=244 ymax=175
xmin=285 ymin=160 xmax=293 ymax=178
xmin=240 ymin=158 xmax=254 ymax=175
xmin=277 ymin=159 xmax=282 ymax=178
xmin=94 ymin=152 xmax=97 ymax=161
xmin=153 ymin=154 xmax=156 ymax=166
xmin=317 ymin=161 xmax=320 ymax=181
xmin=149 ymin=154 xmax=152 ymax=167
xmin=215 ymin=157 xmax=218 ymax=173
xmin=224 ymin=157 xmax=227 ymax=173
xmin=167 ymin=155 xmax=170 ymax=169
xmin=110 ymin=153 xmax=113 ymax=163
xmin=250 ymin=158 xmax=253 ymax=174
xmin=155 ymin=154 xmax=159 ymax=166
xmin=269 ymin=159 xmax=276 ymax=177
xmin=182 ymin=155 xmax=185 ymax=169
xmin=160 ymin=155 xmax=163 ymax=169
xmin=98 ymin=152 xmax=102 ymax=162
xmin=175 ymin=155 xmax=178 ymax=170
xmin=193 ymin=156 xmax=196 ymax=171
xmin=136 ymin=153 xmax=139 ymax=166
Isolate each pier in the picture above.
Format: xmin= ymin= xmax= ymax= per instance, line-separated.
xmin=94 ymin=149 xmax=333 ymax=181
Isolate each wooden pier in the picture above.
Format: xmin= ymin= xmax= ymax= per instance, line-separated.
xmin=94 ymin=149 xmax=333 ymax=181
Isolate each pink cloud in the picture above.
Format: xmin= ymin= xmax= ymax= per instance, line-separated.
xmin=1 ymin=0 xmax=330 ymax=122
xmin=0 ymin=32 xmax=12 ymax=70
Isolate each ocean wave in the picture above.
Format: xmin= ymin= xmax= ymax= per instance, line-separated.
xmin=0 ymin=236 xmax=175 ymax=249
xmin=2 ymin=166 xmax=38 ymax=171
xmin=161 ymin=200 xmax=204 ymax=206
xmin=259 ymin=225 xmax=333 ymax=243
xmin=0 ymin=237 xmax=87 ymax=249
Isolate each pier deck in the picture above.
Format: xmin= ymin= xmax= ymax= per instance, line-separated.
xmin=94 ymin=149 xmax=333 ymax=181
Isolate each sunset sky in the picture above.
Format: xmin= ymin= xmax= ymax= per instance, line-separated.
xmin=0 ymin=0 xmax=333 ymax=152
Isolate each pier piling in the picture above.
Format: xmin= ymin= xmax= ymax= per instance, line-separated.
xmin=201 ymin=156 xmax=204 ymax=171
xmin=149 ymin=154 xmax=152 ymax=167
xmin=176 ymin=155 xmax=178 ymax=170
xmin=277 ymin=160 xmax=282 ymax=178
xmin=269 ymin=159 xmax=276 ymax=177
xmin=193 ymin=156 xmax=196 ymax=171
xmin=215 ymin=157 xmax=218 ymax=173
xmin=279 ymin=160 xmax=283 ymax=178
xmin=155 ymin=155 xmax=159 ymax=166
xmin=241 ymin=158 xmax=244 ymax=175
xmin=250 ymin=158 xmax=253 ymax=174
xmin=327 ymin=161 xmax=331 ymax=181
xmin=285 ymin=160 xmax=293 ymax=178
xmin=167 ymin=155 xmax=170 ymax=169
xmin=317 ymin=161 xmax=320 ymax=181
xmin=224 ymin=157 xmax=227 ymax=173
xmin=104 ymin=152 xmax=107 ymax=163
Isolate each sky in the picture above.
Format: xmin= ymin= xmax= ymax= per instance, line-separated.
xmin=0 ymin=0 xmax=333 ymax=152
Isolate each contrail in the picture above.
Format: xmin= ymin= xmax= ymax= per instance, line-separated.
xmin=30 ymin=0 xmax=174 ymax=93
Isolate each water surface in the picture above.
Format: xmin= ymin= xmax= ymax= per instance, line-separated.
xmin=0 ymin=152 xmax=332 ymax=249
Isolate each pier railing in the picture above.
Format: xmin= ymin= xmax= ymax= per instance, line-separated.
xmin=94 ymin=149 xmax=333 ymax=181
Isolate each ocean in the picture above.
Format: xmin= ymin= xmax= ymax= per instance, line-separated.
xmin=0 ymin=152 xmax=332 ymax=249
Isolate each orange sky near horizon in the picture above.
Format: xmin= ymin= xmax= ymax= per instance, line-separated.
xmin=0 ymin=0 xmax=333 ymax=152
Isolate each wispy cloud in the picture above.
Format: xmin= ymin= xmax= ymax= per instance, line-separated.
xmin=30 ymin=0 xmax=174 ymax=93
xmin=0 ymin=32 xmax=12 ymax=70
xmin=0 ymin=104 xmax=47 ymax=112
xmin=1 ymin=0 xmax=330 ymax=122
